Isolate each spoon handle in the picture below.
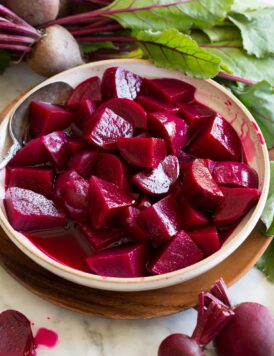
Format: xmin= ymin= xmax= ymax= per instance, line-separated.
xmin=0 ymin=142 xmax=20 ymax=170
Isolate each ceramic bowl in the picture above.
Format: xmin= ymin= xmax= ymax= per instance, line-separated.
xmin=0 ymin=59 xmax=270 ymax=291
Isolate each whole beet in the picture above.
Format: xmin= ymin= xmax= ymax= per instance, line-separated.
xmin=158 ymin=334 xmax=205 ymax=356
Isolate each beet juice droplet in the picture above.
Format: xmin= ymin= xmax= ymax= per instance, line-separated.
xmin=34 ymin=328 xmax=59 ymax=348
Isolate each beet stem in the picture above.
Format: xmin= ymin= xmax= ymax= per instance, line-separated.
xmin=0 ymin=4 xmax=38 ymax=33
xmin=71 ymin=23 xmax=122 ymax=35
xmin=0 ymin=43 xmax=32 ymax=52
xmin=209 ymin=278 xmax=233 ymax=308
xmin=217 ymin=71 xmax=255 ymax=85
xmin=0 ymin=18 xmax=40 ymax=38
xmin=76 ymin=35 xmax=136 ymax=43
xmin=0 ymin=34 xmax=35 ymax=45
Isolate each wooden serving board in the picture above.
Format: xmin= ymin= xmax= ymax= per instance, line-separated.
xmin=0 ymin=95 xmax=273 ymax=320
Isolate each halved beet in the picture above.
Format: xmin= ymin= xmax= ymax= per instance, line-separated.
xmin=120 ymin=206 xmax=149 ymax=241
xmin=0 ymin=310 xmax=35 ymax=356
xmin=69 ymin=149 xmax=99 ymax=179
xmin=176 ymin=150 xmax=195 ymax=173
xmin=214 ymin=187 xmax=261 ymax=226
xmin=7 ymin=167 xmax=54 ymax=197
xmin=88 ymin=176 xmax=134 ymax=229
xmin=187 ymin=114 xmax=243 ymax=161
xmin=136 ymin=95 xmax=180 ymax=114
xmin=84 ymin=108 xmax=133 ymax=150
xmin=96 ymin=152 xmax=131 ymax=191
xmin=143 ymin=78 xmax=195 ymax=104
xmin=133 ymin=155 xmax=179 ymax=195
xmin=179 ymin=101 xmax=215 ymax=134
xmin=148 ymin=112 xmax=188 ymax=153
xmin=212 ymin=161 xmax=259 ymax=188
xmin=30 ymin=101 xmax=74 ymax=137
xmin=137 ymin=194 xmax=182 ymax=247
xmin=67 ymin=76 xmax=101 ymax=110
xmin=117 ymin=137 xmax=167 ymax=168
xmin=8 ymin=137 xmax=49 ymax=167
xmin=74 ymin=99 xmax=97 ymax=129
xmin=178 ymin=196 xmax=209 ymax=230
xmin=77 ymin=223 xmax=125 ymax=250
xmin=148 ymin=230 xmax=203 ymax=275
xmin=86 ymin=243 xmax=147 ymax=277
xmin=97 ymin=98 xmax=147 ymax=130
xmin=101 ymin=67 xmax=142 ymax=100
xmin=187 ymin=225 xmax=220 ymax=257
xmin=182 ymin=159 xmax=224 ymax=210
xmin=5 ymin=187 xmax=66 ymax=231
xmin=41 ymin=131 xmax=69 ymax=170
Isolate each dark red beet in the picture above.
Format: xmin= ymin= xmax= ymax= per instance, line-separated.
xmin=5 ymin=187 xmax=66 ymax=231
xmin=8 ymin=137 xmax=49 ymax=167
xmin=84 ymin=108 xmax=133 ymax=150
xmin=143 ymin=78 xmax=195 ymax=104
xmin=77 ymin=223 xmax=125 ymax=250
xmin=41 ymin=131 xmax=69 ymax=170
xmin=178 ymin=197 xmax=209 ymax=230
xmin=212 ymin=162 xmax=259 ymax=188
xmin=0 ymin=310 xmax=35 ymax=356
xmin=158 ymin=334 xmax=204 ymax=356
xmin=69 ymin=149 xmax=98 ymax=179
xmin=67 ymin=76 xmax=101 ymax=110
xmin=136 ymin=95 xmax=180 ymax=114
xmin=137 ymin=194 xmax=182 ymax=247
xmin=88 ymin=176 xmax=134 ymax=229
xmin=86 ymin=243 xmax=147 ymax=277
xmin=214 ymin=302 xmax=274 ymax=356
xmin=148 ymin=112 xmax=188 ymax=153
xmin=120 ymin=206 xmax=149 ymax=240
xmin=187 ymin=114 xmax=243 ymax=161
xmin=137 ymin=196 xmax=151 ymax=210
xmin=74 ymin=99 xmax=97 ymax=129
xmin=7 ymin=167 xmax=54 ymax=197
xmin=55 ymin=169 xmax=89 ymax=221
xmin=214 ymin=187 xmax=261 ymax=226
xmin=96 ymin=152 xmax=131 ymax=191
xmin=30 ymin=101 xmax=74 ymax=137
xmin=118 ymin=137 xmax=167 ymax=168
xmin=182 ymin=159 xmax=224 ymax=210
xmin=179 ymin=101 xmax=215 ymax=135
xmin=97 ymin=98 xmax=147 ymax=130
xmin=148 ymin=230 xmax=203 ymax=274
xmin=67 ymin=139 xmax=88 ymax=156
xmin=133 ymin=155 xmax=179 ymax=195
xmin=187 ymin=225 xmax=220 ymax=257
xmin=101 ymin=67 xmax=142 ymax=100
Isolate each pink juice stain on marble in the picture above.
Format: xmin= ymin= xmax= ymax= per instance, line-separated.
xmin=34 ymin=328 xmax=59 ymax=348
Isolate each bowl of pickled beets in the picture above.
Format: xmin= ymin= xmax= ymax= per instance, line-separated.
xmin=0 ymin=60 xmax=270 ymax=291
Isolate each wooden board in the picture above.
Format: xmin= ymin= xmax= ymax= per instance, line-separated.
xmin=0 ymin=95 xmax=273 ymax=320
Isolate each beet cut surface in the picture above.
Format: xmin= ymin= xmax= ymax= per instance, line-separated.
xmin=67 ymin=76 xmax=101 ymax=109
xmin=74 ymin=99 xmax=97 ymax=129
xmin=178 ymin=196 xmax=209 ymax=230
xmin=69 ymin=149 xmax=99 ymax=179
xmin=41 ymin=131 xmax=69 ymax=170
xmin=187 ymin=225 xmax=220 ymax=257
xmin=136 ymin=95 xmax=180 ymax=115
xmin=120 ymin=206 xmax=149 ymax=241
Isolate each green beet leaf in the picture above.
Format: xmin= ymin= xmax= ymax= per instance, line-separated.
xmin=203 ymin=26 xmax=241 ymax=43
xmin=0 ymin=50 xmax=10 ymax=74
xmin=133 ymin=29 xmax=221 ymax=78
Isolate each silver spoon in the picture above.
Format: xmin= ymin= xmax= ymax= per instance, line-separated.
xmin=0 ymin=81 xmax=73 ymax=170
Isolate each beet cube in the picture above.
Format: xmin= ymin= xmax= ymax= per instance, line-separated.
xmin=69 ymin=149 xmax=98 ymax=179
xmin=8 ymin=137 xmax=49 ymax=167
xmin=7 ymin=167 xmax=54 ymax=197
xmin=55 ymin=169 xmax=89 ymax=221
xmin=30 ymin=101 xmax=74 ymax=137
xmin=187 ymin=114 xmax=243 ymax=161
xmin=137 ymin=194 xmax=182 ymax=247
xmin=136 ymin=95 xmax=180 ymax=115
xmin=118 ymin=137 xmax=167 ymax=168
xmin=77 ymin=223 xmax=125 ymax=250
xmin=143 ymin=78 xmax=195 ymax=104
xmin=187 ymin=225 xmax=220 ymax=257
xmin=74 ymin=99 xmax=97 ymax=129
xmin=98 ymin=98 xmax=147 ymax=130
xmin=88 ymin=176 xmax=134 ymax=229
xmin=41 ymin=131 xmax=69 ymax=170
xmin=137 ymin=196 xmax=151 ymax=210
xmin=67 ymin=76 xmax=101 ymax=110
xmin=178 ymin=196 xmax=209 ymax=230
xmin=182 ymin=159 xmax=224 ymax=210
xmin=5 ymin=187 xmax=66 ymax=231
xmin=84 ymin=108 xmax=133 ymax=150
xmin=133 ymin=155 xmax=179 ymax=195
xmin=96 ymin=152 xmax=131 ymax=191
xmin=176 ymin=150 xmax=195 ymax=173
xmin=120 ymin=206 xmax=149 ymax=241
xmin=212 ymin=161 xmax=259 ymax=188
xmin=148 ymin=112 xmax=188 ymax=153
xmin=214 ymin=187 xmax=261 ymax=226
xmin=67 ymin=139 xmax=88 ymax=156
xmin=101 ymin=67 xmax=142 ymax=101
xmin=148 ymin=230 xmax=203 ymax=275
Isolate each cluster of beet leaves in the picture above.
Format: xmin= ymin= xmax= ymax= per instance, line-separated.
xmin=4 ymin=67 xmax=260 ymax=278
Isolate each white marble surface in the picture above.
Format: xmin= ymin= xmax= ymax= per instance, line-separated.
xmin=0 ymin=64 xmax=274 ymax=356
